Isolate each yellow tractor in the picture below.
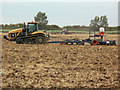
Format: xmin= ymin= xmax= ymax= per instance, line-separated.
xmin=4 ymin=21 xmax=50 ymax=44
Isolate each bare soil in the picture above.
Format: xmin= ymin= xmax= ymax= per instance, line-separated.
xmin=1 ymin=33 xmax=119 ymax=88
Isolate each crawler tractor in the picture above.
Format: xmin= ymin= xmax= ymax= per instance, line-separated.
xmin=4 ymin=21 xmax=50 ymax=44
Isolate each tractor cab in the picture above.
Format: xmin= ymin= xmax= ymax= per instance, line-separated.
xmin=27 ymin=21 xmax=39 ymax=33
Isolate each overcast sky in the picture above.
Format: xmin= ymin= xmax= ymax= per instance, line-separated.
xmin=0 ymin=1 xmax=119 ymax=27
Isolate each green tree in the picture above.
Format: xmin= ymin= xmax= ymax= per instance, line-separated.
xmin=99 ymin=16 xmax=108 ymax=27
xmin=90 ymin=16 xmax=108 ymax=31
xmin=34 ymin=11 xmax=48 ymax=30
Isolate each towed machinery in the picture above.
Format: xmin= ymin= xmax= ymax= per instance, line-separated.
xmin=4 ymin=21 xmax=50 ymax=44
xmin=49 ymin=27 xmax=116 ymax=45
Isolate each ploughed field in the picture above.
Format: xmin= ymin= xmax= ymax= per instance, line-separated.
xmin=1 ymin=33 xmax=119 ymax=88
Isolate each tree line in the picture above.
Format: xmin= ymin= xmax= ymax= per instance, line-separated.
xmin=0 ymin=24 xmax=62 ymax=30
xmin=0 ymin=24 xmax=118 ymax=31
xmin=0 ymin=24 xmax=119 ymax=31
xmin=0 ymin=11 xmax=119 ymax=31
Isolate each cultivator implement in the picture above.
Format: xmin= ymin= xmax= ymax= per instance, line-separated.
xmin=48 ymin=27 xmax=116 ymax=45
xmin=48 ymin=38 xmax=116 ymax=45
xmin=48 ymin=39 xmax=84 ymax=45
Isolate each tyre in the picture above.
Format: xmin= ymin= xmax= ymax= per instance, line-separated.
xmin=35 ymin=36 xmax=46 ymax=44
xmin=61 ymin=41 xmax=66 ymax=45
xmin=90 ymin=40 xmax=98 ymax=45
xmin=79 ymin=41 xmax=84 ymax=45
xmin=61 ymin=32 xmax=65 ymax=35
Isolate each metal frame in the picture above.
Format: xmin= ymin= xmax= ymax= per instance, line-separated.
xmin=48 ymin=28 xmax=116 ymax=45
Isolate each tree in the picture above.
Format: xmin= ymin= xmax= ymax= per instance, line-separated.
xmin=17 ymin=23 xmax=24 ymax=28
xmin=99 ymin=16 xmax=108 ymax=27
xmin=90 ymin=16 xmax=108 ymax=31
xmin=34 ymin=11 xmax=48 ymax=30
xmin=47 ymin=25 xmax=61 ymax=30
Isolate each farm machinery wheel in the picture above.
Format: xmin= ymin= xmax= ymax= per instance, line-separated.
xmin=79 ymin=41 xmax=84 ymax=45
xmin=90 ymin=40 xmax=98 ymax=45
xmin=106 ymin=41 xmax=116 ymax=45
xmin=61 ymin=32 xmax=65 ymax=35
xmin=61 ymin=41 xmax=66 ymax=45
xmin=35 ymin=36 xmax=46 ymax=44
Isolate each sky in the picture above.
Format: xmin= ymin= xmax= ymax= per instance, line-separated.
xmin=0 ymin=1 xmax=119 ymax=27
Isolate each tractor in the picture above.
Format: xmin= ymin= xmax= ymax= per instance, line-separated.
xmin=61 ymin=28 xmax=71 ymax=34
xmin=4 ymin=21 xmax=50 ymax=44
